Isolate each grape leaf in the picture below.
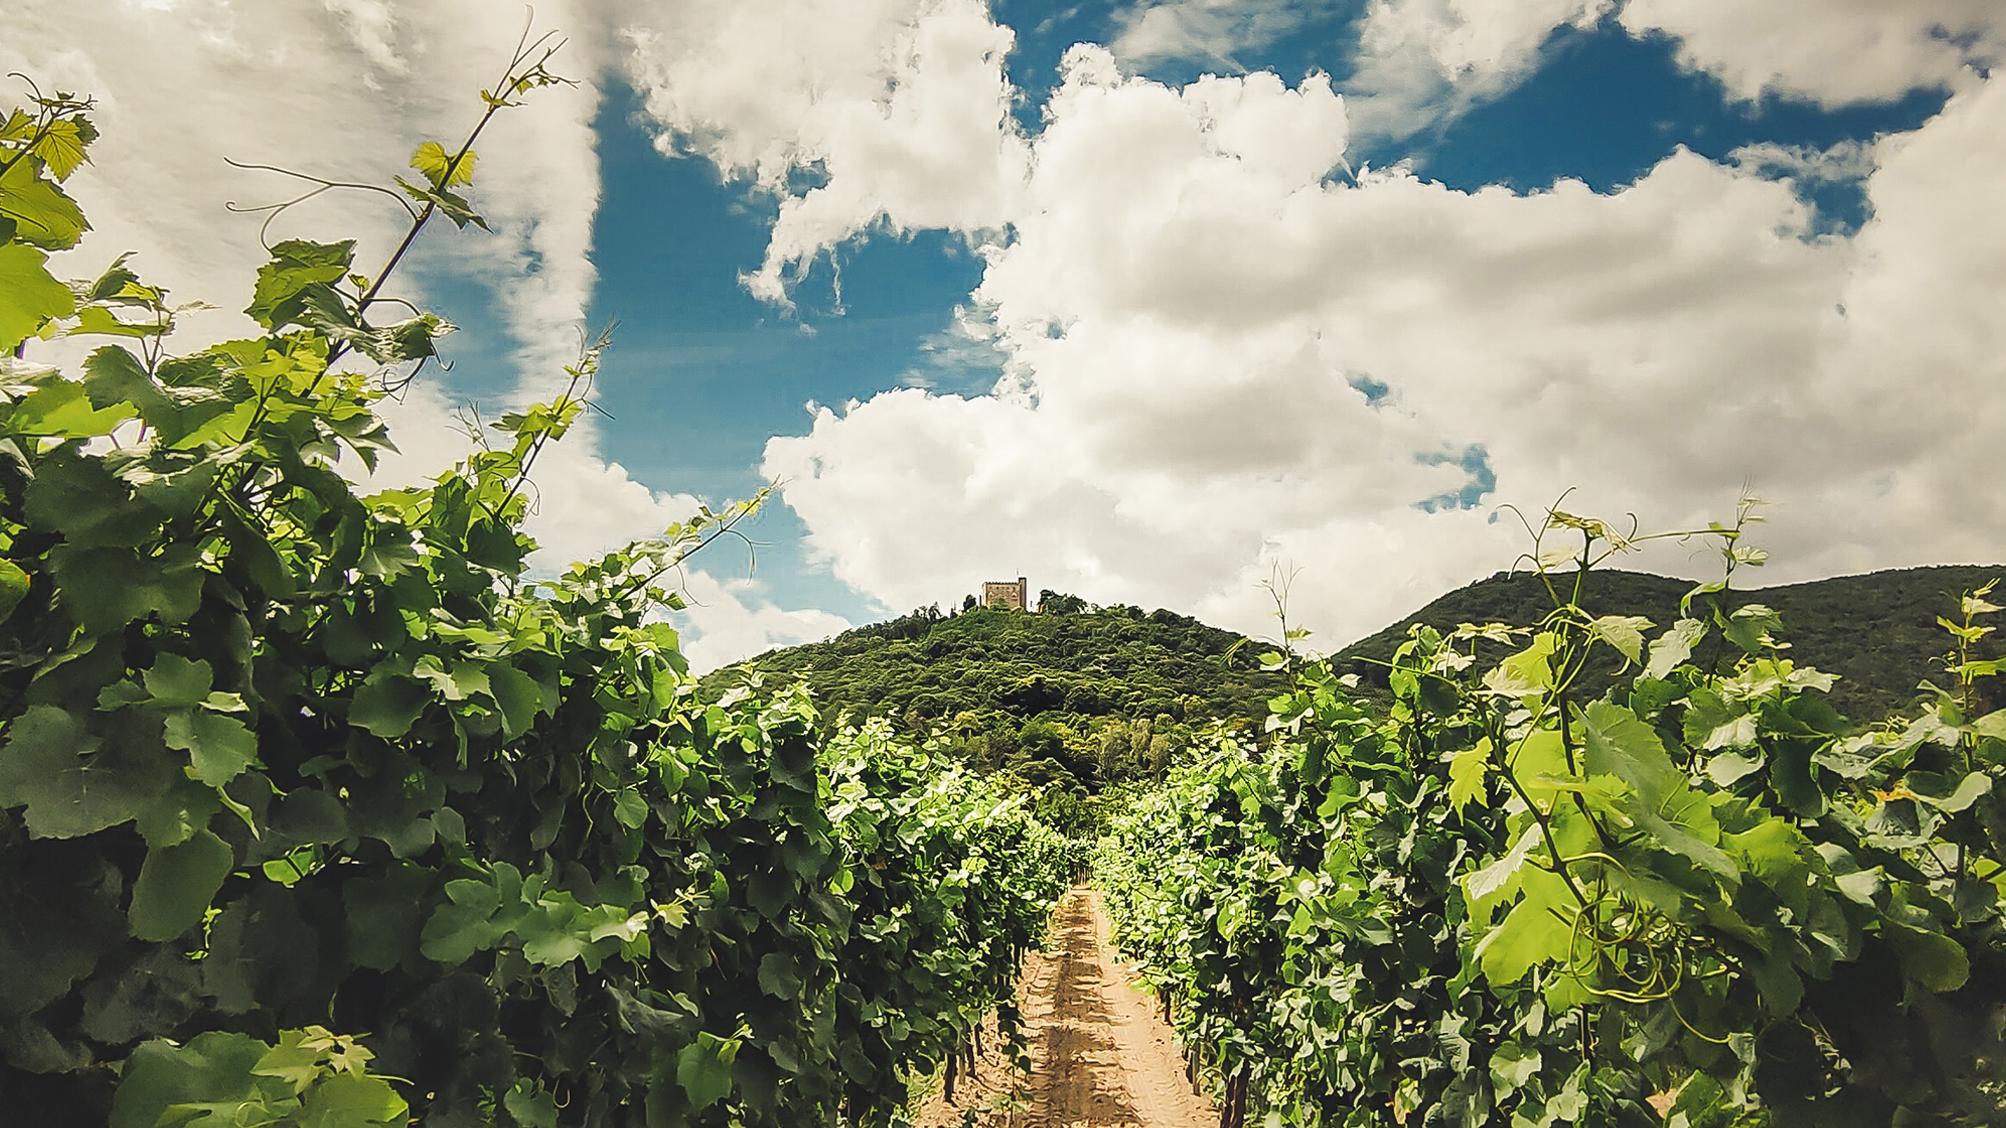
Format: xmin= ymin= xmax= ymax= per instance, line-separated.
xmin=0 ymin=157 xmax=89 ymax=249
xmin=677 ymin=1032 xmax=740 ymax=1111
xmin=410 ymin=141 xmax=477 ymax=188
xmin=0 ymin=559 xmax=28 ymax=624
xmin=0 ymin=705 xmax=163 ymax=838
xmin=128 ymin=828 xmax=233 ymax=941
xmin=164 ymin=709 xmax=261 ymax=788
xmin=0 ymin=241 xmax=75 ymax=348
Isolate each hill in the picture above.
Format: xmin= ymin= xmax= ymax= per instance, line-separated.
xmin=714 ymin=564 xmax=2004 ymax=792
xmin=1334 ymin=564 xmax=2005 ymax=721
xmin=707 ymin=602 xmax=1287 ymax=787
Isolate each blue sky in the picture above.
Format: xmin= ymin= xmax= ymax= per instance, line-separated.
xmin=20 ymin=0 xmax=2001 ymax=665
xmin=582 ymin=80 xmax=995 ymax=622
xmin=556 ymin=2 xmax=1955 ymax=635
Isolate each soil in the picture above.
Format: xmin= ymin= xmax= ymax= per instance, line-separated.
xmin=915 ymin=887 xmax=1218 ymax=1128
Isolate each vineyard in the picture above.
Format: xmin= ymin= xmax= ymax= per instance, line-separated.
xmin=0 ymin=52 xmax=1078 ymax=1127
xmin=5 ymin=27 xmax=2006 ymax=1128
xmin=1098 ymin=512 xmax=2006 ymax=1126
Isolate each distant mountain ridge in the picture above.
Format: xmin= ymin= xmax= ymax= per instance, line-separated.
xmin=1333 ymin=564 xmax=2005 ymax=721
xmin=715 ymin=564 xmax=2004 ymax=784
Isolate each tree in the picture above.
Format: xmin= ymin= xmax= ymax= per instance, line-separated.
xmin=1038 ymin=590 xmax=1088 ymax=615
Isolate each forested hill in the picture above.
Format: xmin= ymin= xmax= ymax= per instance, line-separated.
xmin=713 ymin=564 xmax=2002 ymax=788
xmin=1335 ymin=564 xmax=2005 ymax=721
xmin=707 ymin=603 xmax=1286 ymax=786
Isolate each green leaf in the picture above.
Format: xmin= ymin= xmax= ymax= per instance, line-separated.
xmin=246 ymin=239 xmax=354 ymax=329
xmin=1474 ymin=866 xmax=1573 ymax=985
xmin=757 ymin=952 xmax=803 ymax=1001
xmin=1464 ymin=824 xmax=1541 ymax=915
xmin=299 ymin=1072 xmax=408 ymax=1127
xmin=129 ymin=829 xmax=234 ymax=942
xmin=252 ymin=1027 xmax=329 ymax=1092
xmin=1446 ymin=737 xmax=1491 ymax=814
xmin=1724 ymin=604 xmax=1783 ymax=653
xmin=1973 ymin=709 xmax=2006 ymax=741
xmin=1579 ymin=700 xmax=1735 ymax=878
xmin=0 ymin=558 xmax=28 ymax=624
xmin=0 ymin=705 xmax=167 ymax=838
xmin=612 ymin=788 xmax=648 ymax=830
xmin=330 ymin=311 xmax=454 ymax=364
xmin=1483 ymin=632 xmax=1557 ymax=698
xmin=164 ymin=710 xmax=261 ymax=788
xmin=1645 ymin=617 xmax=1706 ymax=679
xmin=677 ymin=1031 xmax=740 ymax=1111
xmin=504 ymin=1080 xmax=558 ymax=1128
xmin=1489 ymin=1041 xmax=1542 ymax=1091
xmin=1912 ymin=771 xmax=1992 ymax=813
xmin=5 ymin=377 xmax=134 ymax=437
xmin=0 ymin=157 xmax=89 ymax=249
xmin=110 ymin=1031 xmax=271 ymax=1128
xmin=393 ymin=176 xmax=488 ymax=230
xmin=1588 ymin=614 xmax=1652 ymax=664
xmin=48 ymin=544 xmax=205 ymax=632
xmin=29 ymin=116 xmax=94 ymax=181
xmin=0 ymin=241 xmax=75 ymax=349
xmin=486 ymin=662 xmax=542 ymax=738
xmin=145 ymin=654 xmax=215 ymax=708
xmin=1724 ymin=818 xmax=1813 ymax=915
xmin=23 ymin=445 xmax=140 ymax=547
xmin=218 ymin=507 xmax=297 ymax=599
xmin=410 ymin=141 xmax=478 ymax=188
xmin=67 ymin=304 xmax=166 ymax=338
xmin=351 ymin=675 xmax=430 ymax=739
xmin=1884 ymin=919 xmax=1969 ymax=992
xmin=82 ymin=344 xmax=174 ymax=418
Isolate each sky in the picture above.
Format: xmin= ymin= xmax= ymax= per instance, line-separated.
xmin=8 ymin=0 xmax=2004 ymax=668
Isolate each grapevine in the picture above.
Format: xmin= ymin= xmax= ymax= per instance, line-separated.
xmin=0 ymin=49 xmax=1073 ymax=1127
xmin=1099 ymin=509 xmax=2006 ymax=1126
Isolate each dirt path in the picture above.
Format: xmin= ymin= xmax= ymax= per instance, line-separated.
xmin=916 ymin=887 xmax=1217 ymax=1128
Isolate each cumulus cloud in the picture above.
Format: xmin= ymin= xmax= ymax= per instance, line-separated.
xmin=5 ymin=0 xmax=840 ymax=666
xmin=25 ymin=0 xmax=2002 ymax=668
xmin=1110 ymin=0 xmax=1332 ymax=71
xmin=677 ymin=573 xmax=855 ymax=672
xmin=1344 ymin=0 xmax=1612 ymax=140
xmin=1618 ymin=0 xmax=2002 ymax=107
xmin=760 ymin=38 xmax=2006 ymax=652
xmin=619 ymin=0 xmax=1029 ymax=305
xmin=1727 ymin=139 xmax=1879 ymax=186
xmin=1340 ymin=0 xmax=2005 ymax=142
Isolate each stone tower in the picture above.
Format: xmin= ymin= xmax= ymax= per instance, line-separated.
xmin=980 ymin=576 xmax=1028 ymax=610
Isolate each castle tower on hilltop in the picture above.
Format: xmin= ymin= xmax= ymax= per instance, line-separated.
xmin=980 ymin=576 xmax=1028 ymax=611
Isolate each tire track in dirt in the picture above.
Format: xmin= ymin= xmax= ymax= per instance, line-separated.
xmin=917 ymin=887 xmax=1216 ymax=1127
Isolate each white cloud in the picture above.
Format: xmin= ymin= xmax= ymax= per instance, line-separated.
xmin=1342 ymin=0 xmax=2006 ymax=142
xmin=619 ymin=0 xmax=1028 ymax=305
xmin=4 ymin=0 xmax=836 ymax=666
xmin=762 ymin=41 xmax=2006 ymax=653
xmin=1727 ymin=139 xmax=1878 ymax=186
xmin=1618 ymin=0 xmax=2002 ymax=107
xmin=677 ymin=572 xmax=854 ymax=673
xmin=897 ymin=308 xmax=1010 ymax=389
xmin=1344 ymin=0 xmax=1610 ymax=140
xmin=1110 ymin=0 xmax=1330 ymax=70
xmin=27 ymin=0 xmax=2002 ymax=670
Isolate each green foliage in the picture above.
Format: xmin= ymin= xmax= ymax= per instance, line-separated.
xmin=1337 ymin=565 xmax=2005 ymax=722
xmin=709 ymin=598 xmax=1286 ymax=792
xmin=1099 ymin=508 xmax=2006 ymax=1126
xmin=0 ymin=60 xmax=1072 ymax=1127
xmin=110 ymin=1027 xmax=408 ymax=1128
